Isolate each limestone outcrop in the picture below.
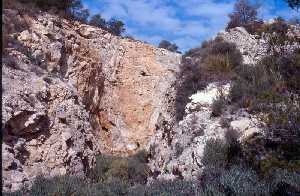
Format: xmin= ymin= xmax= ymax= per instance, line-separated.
xmin=2 ymin=4 xmax=181 ymax=192
xmin=146 ymin=25 xmax=300 ymax=182
xmin=218 ymin=26 xmax=300 ymax=65
xmin=146 ymin=83 xmax=263 ymax=181
xmin=218 ymin=27 xmax=268 ymax=65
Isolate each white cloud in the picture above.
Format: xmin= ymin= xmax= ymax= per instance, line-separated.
xmin=178 ymin=1 xmax=234 ymax=18
xmin=98 ymin=0 xmax=181 ymax=31
xmin=83 ymin=0 xmax=295 ymax=52
xmin=258 ymin=0 xmax=299 ymax=20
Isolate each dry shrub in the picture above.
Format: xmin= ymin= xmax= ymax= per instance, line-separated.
xmin=88 ymin=150 xmax=150 ymax=185
xmin=175 ymin=38 xmax=242 ymax=121
xmin=200 ymin=37 xmax=242 ymax=74
xmin=202 ymin=138 xmax=229 ymax=168
xmin=211 ymin=87 xmax=228 ymax=117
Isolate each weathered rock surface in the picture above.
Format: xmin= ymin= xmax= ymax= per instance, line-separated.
xmin=2 ymin=4 xmax=181 ymax=192
xmin=218 ymin=26 xmax=300 ymax=65
xmin=147 ymin=83 xmax=263 ymax=182
xmin=218 ymin=27 xmax=268 ymax=65
xmin=146 ymin=24 xmax=300 ymax=182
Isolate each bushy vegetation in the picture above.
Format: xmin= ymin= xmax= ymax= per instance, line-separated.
xmin=16 ymin=0 xmax=126 ymax=36
xmin=175 ymin=37 xmax=242 ymax=120
xmin=200 ymin=37 xmax=243 ymax=73
xmin=285 ymin=0 xmax=300 ymax=10
xmin=106 ymin=19 xmax=126 ymax=36
xmin=229 ymin=49 xmax=300 ymax=124
xmin=88 ymin=150 xmax=151 ymax=185
xmin=260 ymin=17 xmax=299 ymax=56
xmin=4 ymin=176 xmax=133 ymax=196
xmin=158 ymin=40 xmax=180 ymax=53
xmin=89 ymin=14 xmax=106 ymax=29
xmin=222 ymin=21 xmax=300 ymax=194
xmin=4 ymin=151 xmax=150 ymax=196
xmin=198 ymin=136 xmax=300 ymax=195
xmin=226 ymin=0 xmax=263 ymax=34
xmin=4 ymin=150 xmax=199 ymax=196
xmin=18 ymin=0 xmax=89 ymax=20
xmin=227 ymin=0 xmax=300 ymax=36
xmin=173 ymin=2 xmax=300 ymax=193
xmin=211 ymin=87 xmax=228 ymax=117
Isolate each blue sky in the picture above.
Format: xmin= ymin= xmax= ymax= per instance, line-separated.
xmin=82 ymin=0 xmax=299 ymax=52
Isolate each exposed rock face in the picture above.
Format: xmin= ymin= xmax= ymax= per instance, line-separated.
xmin=2 ymin=5 xmax=181 ymax=192
xmin=98 ymin=39 xmax=181 ymax=154
xmin=147 ymin=83 xmax=263 ymax=181
xmin=146 ymin=25 xmax=300 ymax=182
xmin=218 ymin=26 xmax=300 ymax=65
xmin=218 ymin=27 xmax=268 ymax=65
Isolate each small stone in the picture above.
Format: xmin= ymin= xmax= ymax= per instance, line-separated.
xmin=18 ymin=30 xmax=31 ymax=41
xmin=127 ymin=143 xmax=138 ymax=151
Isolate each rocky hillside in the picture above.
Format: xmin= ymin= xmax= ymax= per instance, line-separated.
xmin=3 ymin=1 xmax=300 ymax=195
xmin=147 ymin=24 xmax=300 ymax=185
xmin=2 ymin=4 xmax=180 ymax=192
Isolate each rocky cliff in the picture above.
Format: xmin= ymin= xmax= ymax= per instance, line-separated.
xmin=3 ymin=2 xmax=300 ymax=193
xmin=146 ymin=26 xmax=300 ymax=182
xmin=2 ymin=4 xmax=181 ymax=192
xmin=146 ymin=82 xmax=263 ymax=181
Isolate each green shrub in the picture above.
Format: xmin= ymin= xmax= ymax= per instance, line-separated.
xmin=263 ymin=18 xmax=296 ymax=56
xmin=203 ymin=54 xmax=232 ymax=72
xmin=29 ymin=175 xmax=86 ymax=196
xmin=200 ymin=164 xmax=270 ymax=195
xmin=175 ymin=56 xmax=206 ymax=121
xmin=219 ymin=165 xmax=270 ymax=195
xmin=129 ymin=180 xmax=198 ymax=196
xmin=266 ymin=98 xmax=300 ymax=139
xmin=229 ymin=63 xmax=283 ymax=110
xmin=17 ymin=0 xmax=90 ymax=22
xmin=107 ymin=19 xmax=125 ymax=36
xmin=202 ymin=138 xmax=229 ymax=168
xmin=229 ymin=49 xmax=300 ymax=144
xmin=88 ymin=151 xmax=150 ymax=185
xmin=175 ymin=38 xmax=242 ymax=121
xmin=89 ymin=14 xmax=106 ymax=29
xmin=277 ymin=49 xmax=300 ymax=92
xmin=211 ymin=88 xmax=228 ymax=117
xmin=201 ymin=37 xmax=243 ymax=73
xmin=158 ymin=40 xmax=179 ymax=53
xmin=77 ymin=179 xmax=129 ymax=196
xmin=219 ymin=117 xmax=231 ymax=128
xmin=199 ymin=158 xmax=300 ymax=195
xmin=226 ymin=0 xmax=260 ymax=33
xmin=4 ymin=175 xmax=86 ymax=196
xmin=211 ymin=97 xmax=226 ymax=117
xmin=127 ymin=150 xmax=151 ymax=184
xmin=242 ymin=20 xmax=265 ymax=35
